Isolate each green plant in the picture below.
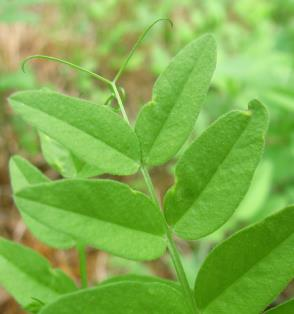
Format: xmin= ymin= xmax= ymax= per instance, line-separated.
xmin=2 ymin=20 xmax=294 ymax=313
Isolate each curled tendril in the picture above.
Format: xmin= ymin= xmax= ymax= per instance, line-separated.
xmin=104 ymin=94 xmax=116 ymax=107
xmin=20 ymin=18 xmax=173 ymax=101
xmin=118 ymin=86 xmax=126 ymax=102
xmin=113 ymin=18 xmax=173 ymax=83
xmin=21 ymin=55 xmax=112 ymax=86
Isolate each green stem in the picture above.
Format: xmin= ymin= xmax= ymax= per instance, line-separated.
xmin=141 ymin=164 xmax=198 ymax=313
xmin=166 ymin=229 xmax=198 ymax=314
xmin=140 ymin=166 xmax=158 ymax=203
xmin=77 ymin=243 xmax=88 ymax=289
xmin=112 ymin=81 xmax=198 ymax=314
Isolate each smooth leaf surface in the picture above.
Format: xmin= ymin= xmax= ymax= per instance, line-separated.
xmin=39 ymin=132 xmax=103 ymax=178
xmin=9 ymin=155 xmax=75 ymax=249
xmin=203 ymin=160 xmax=273 ymax=243
xmin=164 ymin=100 xmax=268 ymax=239
xmin=265 ymin=299 xmax=294 ymax=313
xmin=15 ymin=179 xmax=167 ymax=261
xmin=194 ymin=205 xmax=294 ymax=314
xmin=40 ymin=280 xmax=188 ymax=314
xmin=135 ymin=34 xmax=216 ymax=166
xmin=0 ymin=238 xmax=76 ymax=308
xmin=9 ymin=90 xmax=140 ymax=175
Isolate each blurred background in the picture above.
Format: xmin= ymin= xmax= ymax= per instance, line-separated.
xmin=0 ymin=0 xmax=293 ymax=313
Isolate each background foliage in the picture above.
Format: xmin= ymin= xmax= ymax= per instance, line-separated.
xmin=0 ymin=0 xmax=293 ymax=312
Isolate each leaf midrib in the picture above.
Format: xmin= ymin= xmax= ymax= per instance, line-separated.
xmin=17 ymin=196 xmax=165 ymax=238
xmin=175 ymin=112 xmax=252 ymax=227
xmin=0 ymin=254 xmax=65 ymax=299
xmin=147 ymin=46 xmax=207 ymax=158
xmin=202 ymin=228 xmax=294 ymax=312
xmin=14 ymin=99 xmax=139 ymax=166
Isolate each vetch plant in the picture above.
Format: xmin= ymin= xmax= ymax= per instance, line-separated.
xmin=2 ymin=19 xmax=294 ymax=313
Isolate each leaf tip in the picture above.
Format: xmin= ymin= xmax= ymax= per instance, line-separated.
xmin=201 ymin=33 xmax=217 ymax=49
xmin=248 ymin=98 xmax=264 ymax=110
xmin=248 ymin=98 xmax=269 ymax=123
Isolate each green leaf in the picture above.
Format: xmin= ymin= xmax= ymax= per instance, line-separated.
xmin=164 ymin=100 xmax=268 ymax=239
xmin=135 ymin=34 xmax=216 ymax=166
xmin=39 ymin=280 xmax=188 ymax=314
xmin=265 ymin=299 xmax=294 ymax=313
xmin=15 ymin=179 xmax=167 ymax=261
xmin=9 ymin=155 xmax=75 ymax=249
xmin=39 ymin=132 xmax=103 ymax=178
xmin=203 ymin=160 xmax=273 ymax=243
xmin=0 ymin=237 xmax=76 ymax=308
xmin=194 ymin=205 xmax=294 ymax=314
xmin=9 ymin=90 xmax=140 ymax=175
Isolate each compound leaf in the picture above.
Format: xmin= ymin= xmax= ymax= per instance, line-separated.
xmin=164 ymin=100 xmax=268 ymax=239
xmin=265 ymin=299 xmax=294 ymax=313
xmin=194 ymin=206 xmax=294 ymax=314
xmin=39 ymin=280 xmax=188 ymax=314
xmin=15 ymin=179 xmax=167 ymax=261
xmin=9 ymin=90 xmax=140 ymax=176
xmin=0 ymin=237 xmax=76 ymax=309
xmin=135 ymin=34 xmax=216 ymax=166
xmin=9 ymin=155 xmax=75 ymax=249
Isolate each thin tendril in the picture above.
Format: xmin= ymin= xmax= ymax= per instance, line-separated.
xmin=118 ymin=86 xmax=126 ymax=102
xmin=21 ymin=55 xmax=112 ymax=86
xmin=113 ymin=18 xmax=173 ymax=83
xmin=104 ymin=94 xmax=115 ymax=106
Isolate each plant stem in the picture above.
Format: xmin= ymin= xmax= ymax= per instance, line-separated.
xmin=166 ymin=228 xmax=199 ymax=314
xmin=140 ymin=166 xmax=158 ymax=204
xmin=77 ymin=243 xmax=88 ymax=289
xmin=112 ymin=82 xmax=198 ymax=314
xmin=140 ymin=164 xmax=198 ymax=314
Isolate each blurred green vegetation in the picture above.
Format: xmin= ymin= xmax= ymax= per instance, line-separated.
xmin=0 ymin=0 xmax=293 ymax=312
